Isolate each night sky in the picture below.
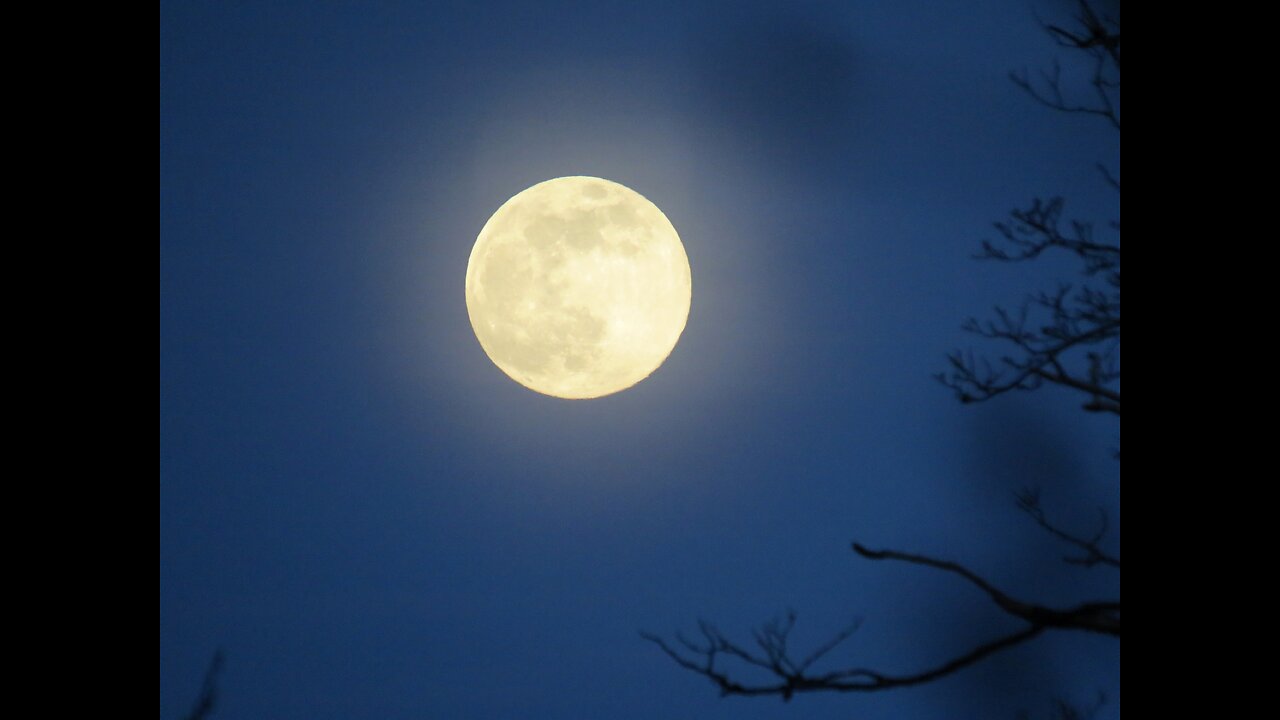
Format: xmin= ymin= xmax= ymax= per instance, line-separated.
xmin=159 ymin=1 xmax=1120 ymax=718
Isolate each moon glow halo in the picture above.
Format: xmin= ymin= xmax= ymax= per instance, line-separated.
xmin=465 ymin=177 xmax=692 ymax=399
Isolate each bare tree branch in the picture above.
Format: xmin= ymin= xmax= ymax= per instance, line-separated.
xmin=1015 ymin=487 xmax=1120 ymax=569
xmin=943 ymin=0 xmax=1120 ymax=419
xmin=643 ymin=541 xmax=1118 ymax=700
xmin=1015 ymin=1 xmax=1120 ymax=130
xmin=182 ymin=649 xmax=224 ymax=720
xmin=939 ymin=196 xmax=1121 ymax=416
xmin=647 ymin=1 xmax=1120 ymax=705
xmin=642 ymin=621 xmax=1048 ymax=700
xmin=851 ymin=544 xmax=1119 ymax=637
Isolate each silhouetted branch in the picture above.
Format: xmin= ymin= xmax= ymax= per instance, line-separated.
xmin=643 ymin=541 xmax=1118 ymax=700
xmin=943 ymin=0 xmax=1121 ymax=419
xmin=1097 ymin=163 xmax=1120 ymax=193
xmin=852 ymin=544 xmax=1119 ymax=636
xmin=1016 ymin=488 xmax=1120 ymax=568
xmin=642 ymin=620 xmax=1046 ymax=700
xmin=1014 ymin=1 xmax=1120 ymax=131
xmin=182 ymin=649 xmax=224 ymax=720
xmin=940 ymin=198 xmax=1120 ymax=415
xmin=648 ymin=0 xmax=1120 ymax=705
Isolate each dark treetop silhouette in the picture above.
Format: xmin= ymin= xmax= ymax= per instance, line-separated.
xmin=644 ymin=0 xmax=1119 ymax=701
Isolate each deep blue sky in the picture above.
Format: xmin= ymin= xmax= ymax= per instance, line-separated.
xmin=159 ymin=1 xmax=1120 ymax=718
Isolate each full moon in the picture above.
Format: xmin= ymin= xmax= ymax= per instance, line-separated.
xmin=465 ymin=176 xmax=692 ymax=399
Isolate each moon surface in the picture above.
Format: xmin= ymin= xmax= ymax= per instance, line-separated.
xmin=465 ymin=176 xmax=691 ymax=399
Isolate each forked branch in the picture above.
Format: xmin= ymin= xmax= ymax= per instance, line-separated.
xmin=1016 ymin=487 xmax=1120 ymax=569
xmin=643 ymin=543 xmax=1118 ymax=700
